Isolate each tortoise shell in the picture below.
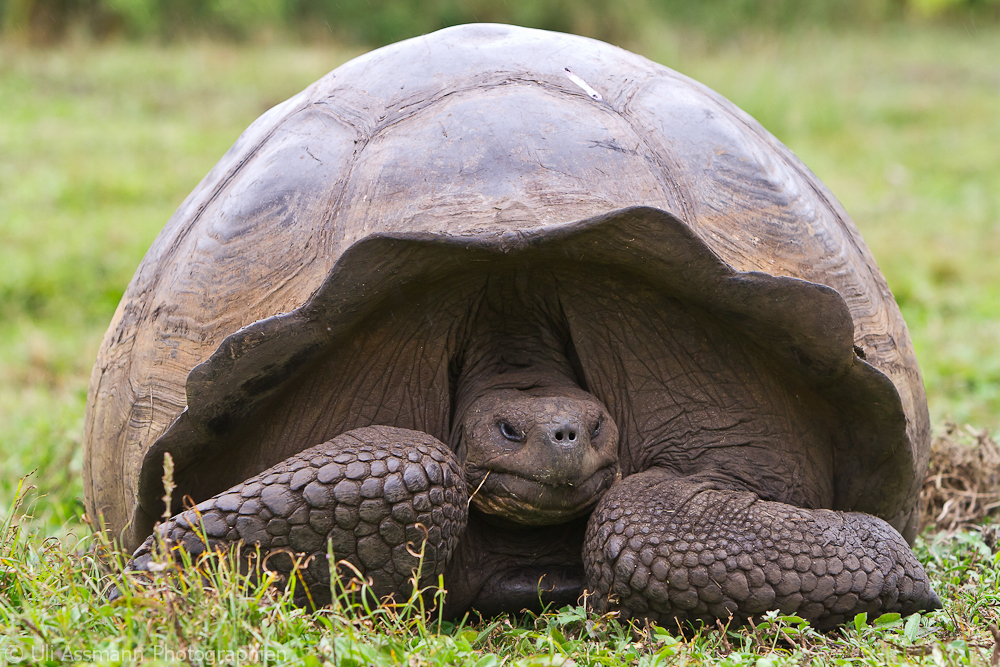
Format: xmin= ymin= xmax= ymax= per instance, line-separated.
xmin=83 ymin=24 xmax=928 ymax=552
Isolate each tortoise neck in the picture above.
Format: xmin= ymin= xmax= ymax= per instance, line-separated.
xmin=451 ymin=275 xmax=583 ymax=427
xmin=458 ymin=328 xmax=580 ymax=395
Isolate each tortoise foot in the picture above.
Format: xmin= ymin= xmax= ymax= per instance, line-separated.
xmin=583 ymin=470 xmax=939 ymax=630
xmin=130 ymin=426 xmax=468 ymax=607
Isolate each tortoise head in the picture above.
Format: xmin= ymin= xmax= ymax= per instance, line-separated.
xmin=459 ymin=385 xmax=621 ymax=526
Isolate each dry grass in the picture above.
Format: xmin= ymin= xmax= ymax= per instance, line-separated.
xmin=921 ymin=424 xmax=1000 ymax=533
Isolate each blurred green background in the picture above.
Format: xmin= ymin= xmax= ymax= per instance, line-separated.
xmin=1 ymin=0 xmax=999 ymax=44
xmin=1 ymin=1 xmax=998 ymax=535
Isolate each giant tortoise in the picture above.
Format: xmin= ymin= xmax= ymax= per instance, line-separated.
xmin=84 ymin=23 xmax=939 ymax=627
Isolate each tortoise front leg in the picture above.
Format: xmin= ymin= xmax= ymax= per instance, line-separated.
xmin=130 ymin=426 xmax=468 ymax=606
xmin=583 ymin=470 xmax=939 ymax=630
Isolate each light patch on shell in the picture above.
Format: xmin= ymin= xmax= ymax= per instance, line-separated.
xmin=564 ymin=68 xmax=603 ymax=101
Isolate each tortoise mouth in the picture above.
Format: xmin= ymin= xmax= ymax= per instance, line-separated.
xmin=466 ymin=461 xmax=621 ymax=525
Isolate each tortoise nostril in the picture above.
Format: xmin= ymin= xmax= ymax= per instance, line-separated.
xmin=549 ymin=424 xmax=583 ymax=445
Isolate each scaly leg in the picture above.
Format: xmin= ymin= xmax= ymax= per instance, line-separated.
xmin=584 ymin=469 xmax=939 ymax=630
xmin=131 ymin=426 xmax=468 ymax=606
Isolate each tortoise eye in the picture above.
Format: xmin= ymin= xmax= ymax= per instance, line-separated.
xmin=498 ymin=421 xmax=522 ymax=442
xmin=591 ymin=419 xmax=601 ymax=439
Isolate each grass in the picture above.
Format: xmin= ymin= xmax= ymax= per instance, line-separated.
xmin=2 ymin=488 xmax=999 ymax=665
xmin=1 ymin=20 xmax=999 ymax=665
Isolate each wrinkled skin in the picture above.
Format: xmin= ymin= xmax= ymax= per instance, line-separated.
xmin=132 ymin=272 xmax=939 ymax=628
